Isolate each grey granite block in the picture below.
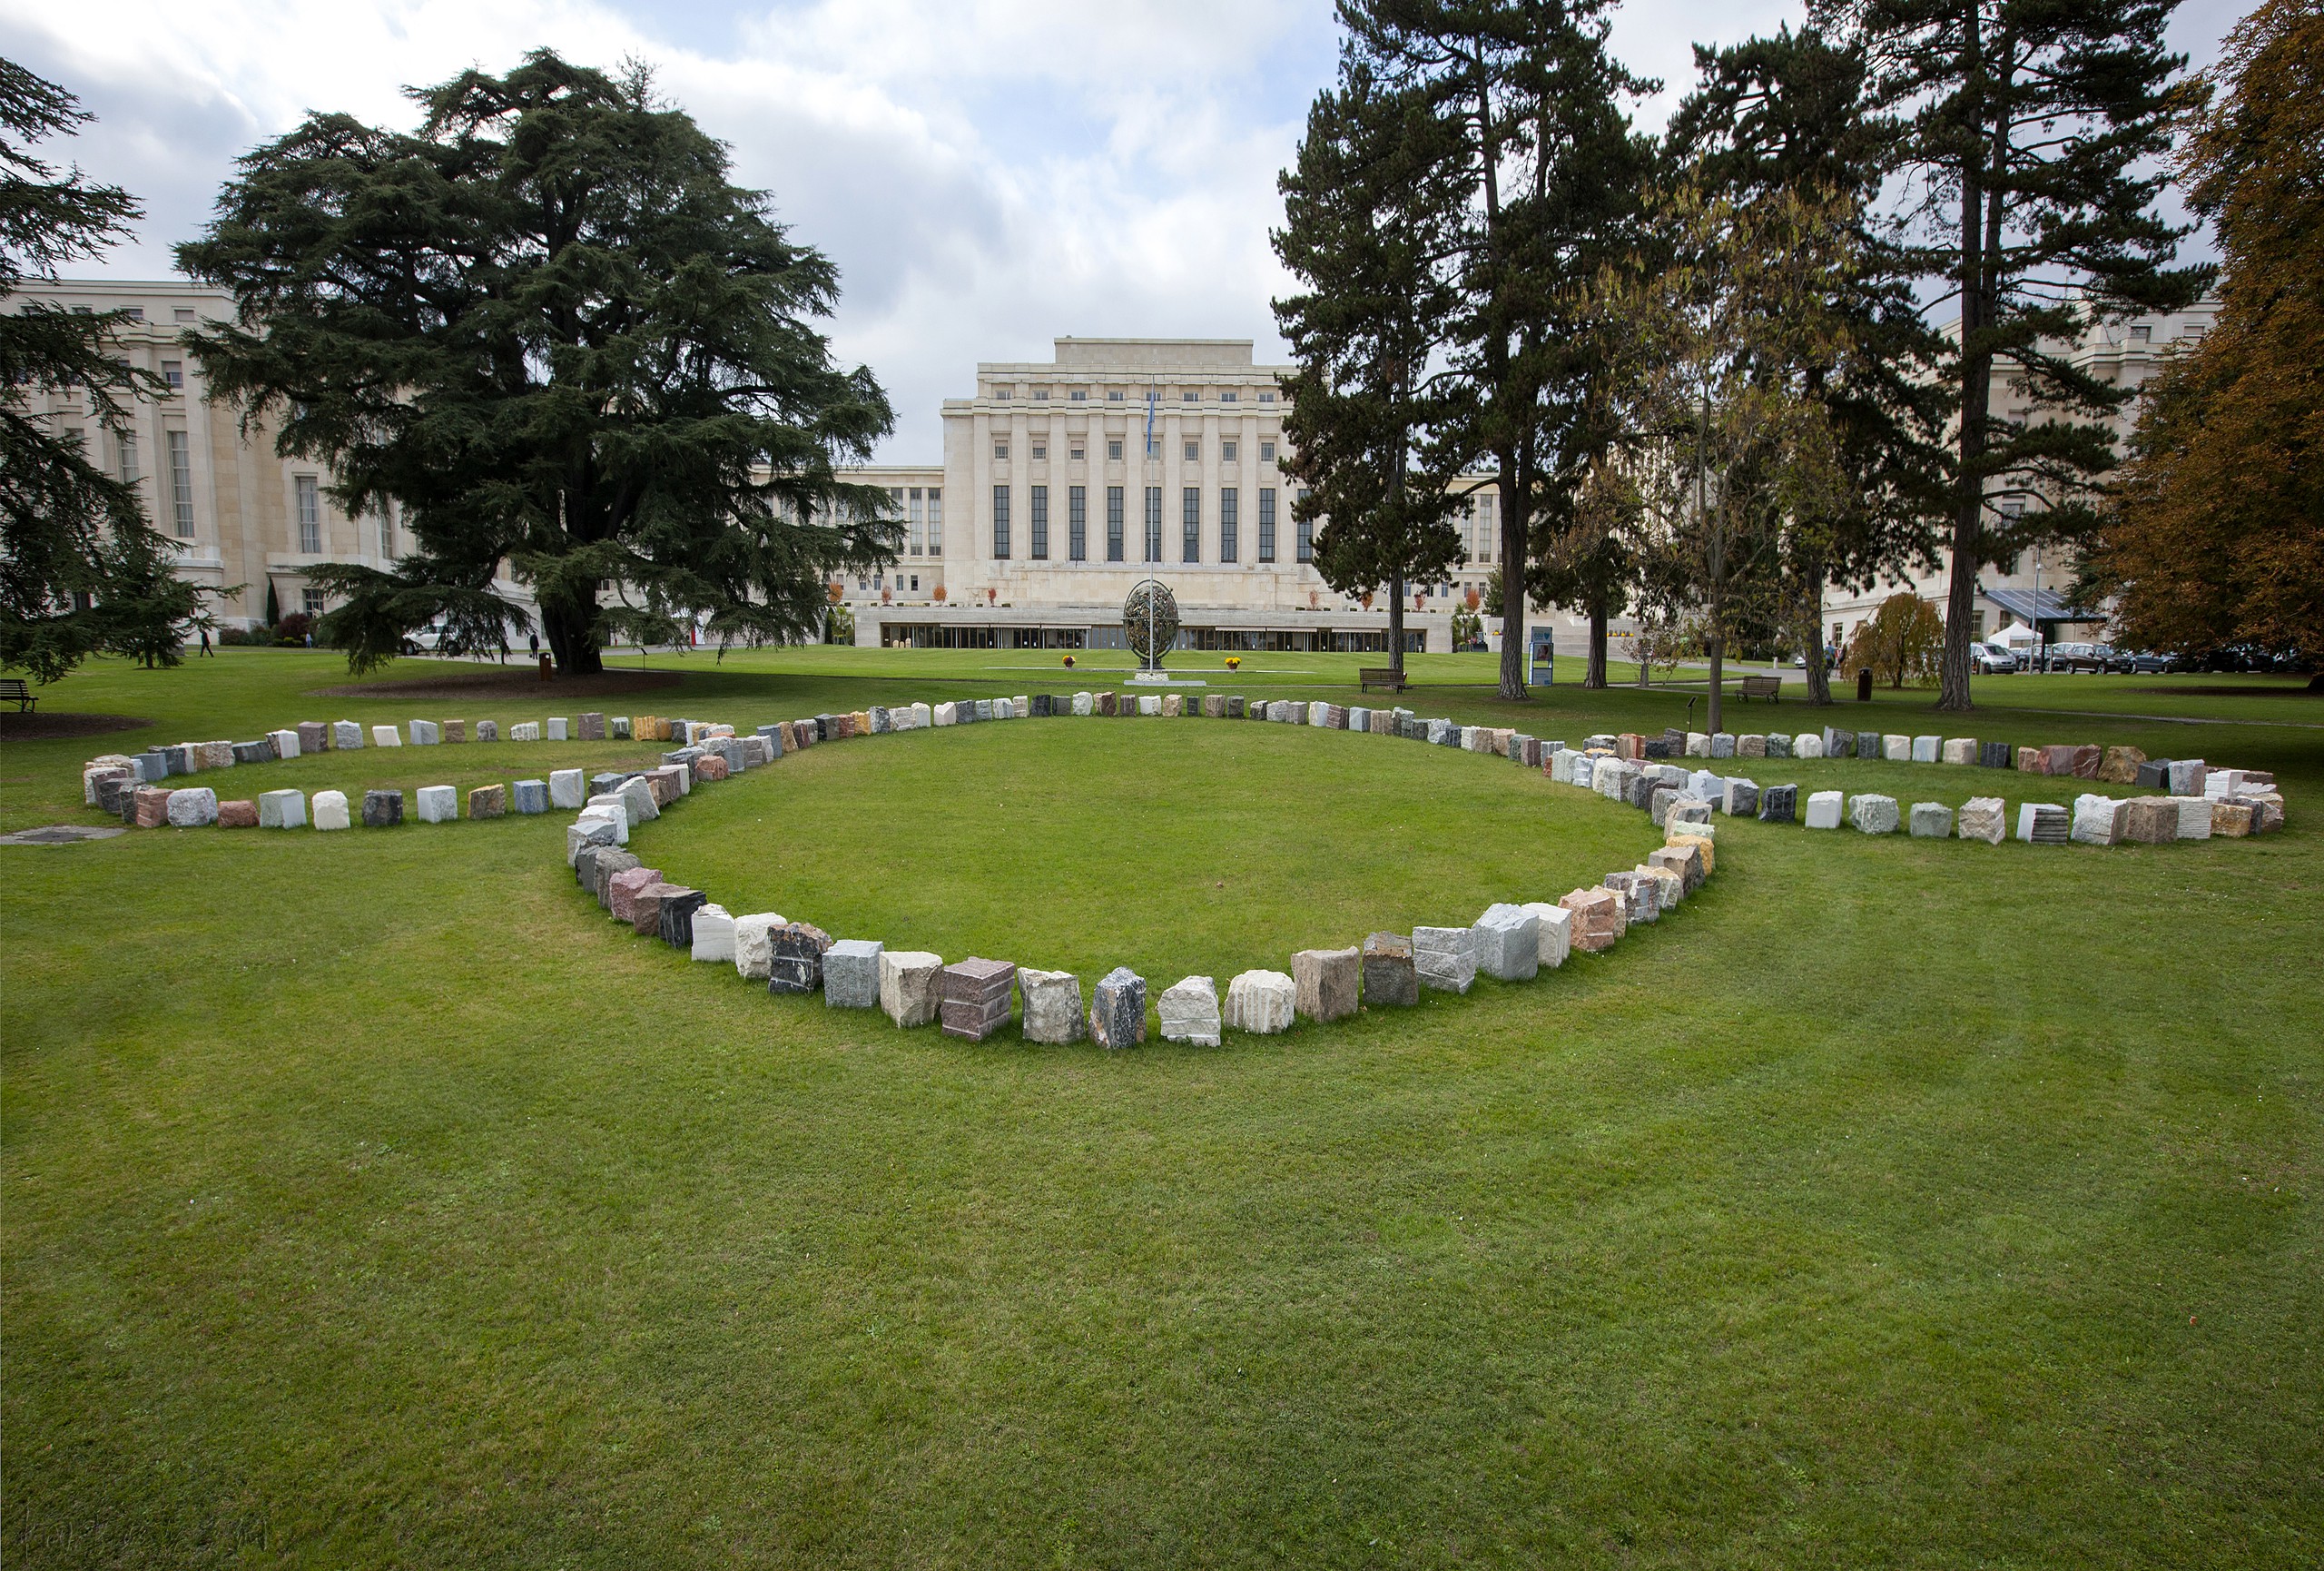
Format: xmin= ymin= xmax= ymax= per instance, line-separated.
xmin=1472 ymin=904 xmax=1540 ymax=981
xmin=361 ymin=789 xmax=403 ymax=828
xmin=1413 ymin=925 xmax=1477 ymax=993
xmin=1090 ymin=966 xmax=1146 ymax=1048
xmin=512 ymin=779 xmax=550 ymax=815
xmin=823 ymin=939 xmax=885 ymax=1008
xmin=1909 ymin=801 xmax=1955 ymax=838
xmin=1758 ymin=784 xmax=1797 ymax=823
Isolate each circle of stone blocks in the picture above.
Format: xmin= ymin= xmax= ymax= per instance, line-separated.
xmin=312 ymin=790 xmax=351 ymax=831
xmin=767 ymin=923 xmax=833 ymax=994
xmin=1359 ymin=934 xmax=1416 ymax=1007
xmin=414 ymin=785 xmax=458 ymax=824
xmin=258 ymin=789 xmax=306 ymax=829
xmin=1158 ymin=975 xmax=1221 ymax=1045
xmin=940 ymin=957 xmax=1016 ymax=1040
xmin=1289 ymin=946 xmax=1359 ymax=1023
xmin=1412 ymin=925 xmax=1477 ymax=993
xmin=1090 ymin=967 xmax=1147 ymax=1048
xmin=1472 ymin=904 xmax=1541 ymax=981
xmin=823 ymin=940 xmax=885 ymax=1009
xmin=1018 ymin=968 xmax=1085 ymax=1042
xmin=1909 ymin=801 xmax=1955 ymax=838
xmin=1560 ymin=887 xmax=1624 ymax=952
xmin=1224 ymin=969 xmax=1296 ymax=1033
xmin=1848 ymin=794 xmax=1900 ymax=835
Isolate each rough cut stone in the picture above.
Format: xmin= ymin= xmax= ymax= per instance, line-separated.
xmin=1686 ymin=732 xmax=1710 ymax=757
xmin=332 ymin=721 xmax=364 ymax=750
xmin=1225 ymin=970 xmax=1295 ymax=1034
xmin=212 ymin=798 xmax=255 ymax=828
xmin=414 ymin=785 xmax=457 ymax=824
xmin=2016 ymin=746 xmax=2047 ymax=774
xmin=1561 ymin=887 xmax=1624 ymax=952
xmin=311 ymin=790 xmax=350 ymax=831
xmin=2097 ymin=746 xmax=2147 ymax=785
xmin=2174 ymin=796 xmax=2214 ymax=840
xmin=2070 ymin=795 xmax=2125 ymax=845
xmin=1361 ymin=933 xmax=1418 ymax=1007
xmin=297 ymin=721 xmax=328 ymax=754
xmin=361 ymin=789 xmax=403 ymax=828
xmin=767 ymin=922 xmax=834 ymax=994
xmin=1908 ymin=735 xmax=1939 ymax=764
xmin=1606 ymin=871 xmax=1658 ymax=925
xmin=823 ymin=940 xmax=885 ymax=1009
xmin=1722 ymin=779 xmax=1760 ymax=818
xmin=565 ymin=819 xmax=615 ymax=865
xmin=1519 ymin=903 xmax=1574 ymax=964
xmin=732 ymin=914 xmax=788 ymax=980
xmin=940 ymin=956 xmax=1016 ymax=1039
xmin=1090 ymin=967 xmax=1147 ymax=1047
xmin=656 ymin=888 xmax=707 ymax=948
xmin=513 ymin=779 xmax=550 ymax=815
xmin=1908 ymin=801 xmax=1955 ymax=838
xmin=2121 ymin=797 xmax=2179 ymax=844
xmin=689 ymin=904 xmax=735 ymax=963
xmin=1793 ymin=733 xmax=1824 ymax=759
xmin=258 ymin=789 xmax=307 ymax=829
xmin=1157 ymin=975 xmax=1222 ymax=1046
xmin=1738 ymin=733 xmax=1767 ymax=759
xmin=2168 ymin=759 xmax=2207 ymax=796
xmin=1413 ymin=925 xmax=1477 ymax=993
xmin=577 ymin=711 xmax=606 ymax=741
xmin=1955 ymin=796 xmax=2005 ymax=844
xmin=606 ymin=865 xmax=663 ymax=924
xmin=1805 ymin=790 xmax=1845 ymax=829
xmin=1472 ymin=904 xmax=1540 ymax=981
xmin=1764 ymin=733 xmax=1792 ymax=759
xmin=1647 ymin=843 xmax=1703 ymax=895
xmin=1758 ymin=784 xmax=1797 ymax=824
xmin=879 ymin=951 xmax=945 ymax=1027
xmin=548 ymin=769 xmax=585 ymax=809
xmin=1849 ymin=794 xmax=1900 ymax=835
xmin=475 ymin=720 xmax=498 ymax=742
xmin=1289 ymin=946 xmax=1359 ymax=1022
xmin=267 ymin=729 xmax=301 ymax=759
xmin=1018 ymin=968 xmax=1084 ymax=1042
xmin=1881 ymin=734 xmax=1910 ymax=761
xmin=1709 ymin=732 xmax=1736 ymax=759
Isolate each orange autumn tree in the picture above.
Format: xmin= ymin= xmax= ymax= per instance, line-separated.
xmin=2084 ymin=0 xmax=2324 ymax=686
xmin=1841 ymin=592 xmax=1945 ymax=688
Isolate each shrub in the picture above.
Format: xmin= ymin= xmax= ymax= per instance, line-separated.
xmin=1843 ymin=593 xmax=1946 ymax=688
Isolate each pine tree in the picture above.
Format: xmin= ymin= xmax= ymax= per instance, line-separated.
xmin=178 ymin=51 xmax=897 ymax=676
xmin=0 ymin=58 xmax=217 ymax=681
xmin=1274 ymin=57 xmax=1468 ymax=675
xmin=1815 ymin=0 xmax=2209 ymax=710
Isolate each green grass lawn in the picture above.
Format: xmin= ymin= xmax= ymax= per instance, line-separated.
xmin=4 ymin=649 xmax=2319 ymax=1567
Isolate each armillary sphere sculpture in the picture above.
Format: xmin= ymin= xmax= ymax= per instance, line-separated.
xmin=1123 ymin=579 xmax=1180 ymax=672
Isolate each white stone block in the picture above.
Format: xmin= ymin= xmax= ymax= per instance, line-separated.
xmin=312 ymin=789 xmax=351 ymax=831
xmin=371 ymin=725 xmax=402 ymax=747
xmin=1883 ymin=734 xmax=1911 ymax=761
xmin=509 ymin=722 xmax=541 ymax=741
xmin=1138 ymin=695 xmax=1161 ymax=716
xmin=732 ymin=914 xmax=790 ymax=982
xmin=1550 ymin=749 xmax=1577 ymax=784
xmin=267 ymin=729 xmax=300 ymax=759
xmin=910 ymin=701 xmax=933 ymax=727
xmin=1472 ymin=904 xmax=1540 ymax=982
xmin=1912 ymin=735 xmax=1941 ymax=764
xmin=547 ymin=716 xmax=569 ymax=741
xmin=1413 ymin=925 xmax=1477 ymax=993
xmin=1306 ymin=701 xmax=1328 ymax=727
xmin=1942 ymin=737 xmax=1976 ymax=766
xmin=1805 ymin=789 xmax=1845 ymax=829
xmin=1519 ymin=903 xmax=1573 ymax=967
xmin=1223 ymin=970 xmax=1295 ymax=1034
xmin=688 ymin=904 xmax=735 ymax=963
xmin=1957 ymin=796 xmax=2007 ymax=844
xmin=332 ymin=720 xmax=364 ymax=749
xmin=412 ymin=785 xmax=456 ymax=823
xmin=580 ymin=798 xmax=628 ymax=845
xmin=1794 ymin=733 xmax=1824 ymax=759
xmin=2175 ymin=796 xmax=2214 ymax=839
xmin=935 ymin=702 xmax=958 ymax=726
xmin=1071 ymin=692 xmax=1093 ymax=716
xmin=1685 ymin=732 xmax=1710 ymax=757
xmin=880 ymin=950 xmax=945 ymax=1029
xmin=2071 ymin=794 xmax=2125 ymax=845
xmin=409 ymin=719 xmax=439 ymax=746
xmin=165 ymin=787 xmax=218 ymax=826
xmin=549 ymin=769 xmax=585 ymax=809
xmin=258 ymin=789 xmax=306 ymax=829
xmin=1019 ymin=968 xmax=1085 ymax=1042
xmin=617 ymin=777 xmax=658 ymax=825
xmin=1157 ymin=975 xmax=1221 ymax=1046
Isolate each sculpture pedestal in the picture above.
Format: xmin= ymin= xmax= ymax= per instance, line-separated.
xmin=1126 ymin=670 xmax=1206 ymax=687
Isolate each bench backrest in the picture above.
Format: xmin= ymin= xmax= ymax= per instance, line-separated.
xmin=0 ymin=678 xmax=28 ymax=696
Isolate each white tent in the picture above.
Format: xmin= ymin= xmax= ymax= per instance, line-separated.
xmin=1994 ymin=621 xmax=2041 ymax=647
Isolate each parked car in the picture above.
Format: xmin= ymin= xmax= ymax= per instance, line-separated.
xmin=2041 ymin=642 xmax=2110 ymax=673
xmin=1971 ymin=643 xmax=2021 ymax=674
xmin=2116 ymin=649 xmax=2179 ymax=674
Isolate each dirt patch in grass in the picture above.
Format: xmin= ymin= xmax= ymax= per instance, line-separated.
xmin=0 ymin=711 xmax=154 ymax=741
xmin=307 ymin=668 xmax=684 ymax=701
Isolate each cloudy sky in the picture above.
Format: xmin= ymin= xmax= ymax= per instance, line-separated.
xmin=4 ymin=0 xmax=2249 ymax=461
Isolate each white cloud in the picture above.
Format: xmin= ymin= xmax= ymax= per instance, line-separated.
xmin=3 ymin=0 xmax=2248 ymax=460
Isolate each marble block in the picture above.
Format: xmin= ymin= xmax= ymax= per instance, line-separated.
xmin=1722 ymin=779 xmax=1760 ymax=818
xmin=1137 ymin=695 xmax=1161 ymax=716
xmin=511 ymin=722 xmax=543 ymax=742
xmin=475 ymin=720 xmax=498 ymax=742
xmin=1361 ymin=933 xmax=1418 ymax=1007
xmin=1584 ymin=734 xmax=1620 ymax=752
xmin=258 ymin=789 xmax=306 ymax=829
xmin=540 ymin=716 xmax=566 ymax=742
xmin=1909 ymin=801 xmax=1955 ymax=838
xmin=1942 ymin=738 xmax=1976 ymax=766
xmin=934 ymin=701 xmax=958 ymax=726
xmin=1669 ymin=797 xmax=1713 ymax=830
xmin=1649 ymin=786 xmax=1682 ymax=827
xmin=2133 ymin=759 xmax=2171 ymax=789
xmin=729 ymin=914 xmax=786 ymax=980
xmin=2168 ymin=759 xmax=2207 ymax=796
xmin=692 ymin=755 xmax=729 ymax=784
xmin=656 ymin=888 xmax=707 ymax=948
xmin=617 ymin=777 xmax=658 ymax=826
xmin=1282 ymin=946 xmax=1354 ymax=1023
xmin=1220 ymin=696 xmax=1245 ymax=718
xmin=513 ymin=779 xmax=550 ymax=815
xmin=606 ymin=866 xmax=663 ymax=924
xmin=267 ymin=729 xmax=300 ymax=759
xmin=1805 ymin=790 xmax=1845 ymax=829
xmin=1640 ymin=865 xmax=1684 ymax=913
xmin=1758 ymin=784 xmax=1797 ymax=824
xmin=311 ymin=790 xmax=350 ymax=831
xmin=1709 ymin=732 xmax=1736 ymax=759
xmin=2016 ymin=746 xmax=2047 ymax=774
xmin=1199 ymin=695 xmax=1224 ymax=718
xmin=547 ymin=769 xmax=585 ymax=810
xmin=823 ymin=940 xmax=885 ymax=1009
xmin=461 ymin=784 xmax=502 ymax=821
xmin=1974 ymin=741 xmax=2011 ymax=769
xmin=1158 ymin=975 xmax=1222 ymax=1046
xmin=565 ymin=819 xmax=615 ymax=865
xmin=875 ymin=951 xmax=944 ymax=1028
xmin=1071 ymin=692 xmax=1093 ymax=716
xmin=1910 ymin=735 xmax=1939 ymax=764
xmin=1765 ymin=733 xmax=1793 ymax=759
xmin=1685 ymin=732 xmax=1710 ymax=757
xmin=1549 ymin=749 xmax=1577 ymax=785
xmin=202 ymin=740 xmax=235 ymax=769
xmin=1472 ymin=904 xmax=1540 ymax=981
xmin=361 ymin=789 xmax=403 ymax=828
xmin=2016 ymin=803 xmax=2070 ymax=844
xmin=1822 ymin=728 xmax=1854 ymax=758
xmin=909 ymin=702 xmax=933 ymax=728
xmin=2121 ymin=797 xmax=2179 ymax=844
xmin=2175 ymin=797 xmax=2214 ymax=840
xmin=2097 ymin=746 xmax=2147 ymax=785
xmin=1224 ymin=970 xmax=1295 ymax=1034
xmin=1561 ymin=887 xmax=1625 ymax=951
xmin=406 ymin=720 xmax=438 ymax=746
xmin=1648 ymin=843 xmax=1703 ymax=895
xmin=297 ymin=721 xmax=328 ymax=754
xmin=163 ymin=787 xmax=218 ymax=827
xmin=1326 ymin=704 xmax=1349 ymax=730
xmin=1738 ymin=733 xmax=1767 ymax=759
xmin=1794 ymin=733 xmax=1825 ymax=759
xmin=1520 ymin=903 xmax=1574 ymax=964
xmin=1849 ymin=794 xmax=1900 ymax=834
xmin=1427 ymin=718 xmax=1456 ymax=746
xmin=1413 ymin=925 xmax=1477 ymax=993
xmin=1010 ymin=968 xmax=1079 ymax=1042
xmin=1307 ymin=701 xmax=1330 ymax=727
xmin=687 ymin=904 xmax=735 ymax=963
xmin=1853 ymin=732 xmax=1879 ymax=763
xmin=2037 ymin=744 xmax=2077 ymax=776
xmin=372 ymin=725 xmax=402 ymax=748
xmin=2070 ymin=795 xmax=2125 ymax=845
xmin=767 ymin=923 xmax=834 ymax=994
xmin=1880 ymin=734 xmax=1909 ymax=761
xmin=413 ymin=785 xmax=456 ymax=823
xmin=1955 ymin=797 xmax=2005 ymax=844
xmin=626 ymin=881 xmax=675 ymax=936
xmin=1088 ymin=967 xmax=1147 ymax=1047
xmin=1348 ymin=705 xmax=1374 ymax=733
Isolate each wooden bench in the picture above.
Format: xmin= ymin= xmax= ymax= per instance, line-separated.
xmin=0 ymin=677 xmax=34 ymax=713
xmin=1733 ymin=673 xmax=1782 ymax=703
xmin=1358 ymin=667 xmax=1408 ymax=694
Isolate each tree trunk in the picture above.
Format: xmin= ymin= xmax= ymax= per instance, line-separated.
xmin=1585 ymin=598 xmax=1608 ymax=687
xmin=542 ymin=598 xmax=604 ymax=676
xmin=1388 ymin=571 xmax=1406 ymax=678
xmin=1497 ymin=458 xmax=1527 ymax=701
xmin=1708 ymin=634 xmax=1724 ymax=736
xmin=1938 ymin=11 xmax=1996 ymax=714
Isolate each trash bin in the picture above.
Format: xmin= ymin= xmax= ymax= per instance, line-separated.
xmin=1856 ymin=667 xmax=1874 ymax=702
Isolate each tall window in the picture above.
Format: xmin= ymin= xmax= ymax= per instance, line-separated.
xmin=1108 ymin=439 xmax=1124 ymax=461
xmin=377 ymin=504 xmax=393 ymax=558
xmin=1106 ymin=486 xmax=1125 ymax=561
xmin=117 ymin=430 xmax=138 ymax=485
xmin=909 ymin=488 xmax=925 ymax=554
xmin=1477 ymin=492 xmax=1494 ymax=563
xmin=927 ymin=489 xmax=942 ymax=556
xmin=161 ymin=360 xmax=183 ymax=390
xmin=1184 ymin=440 xmax=1200 ymax=461
xmin=301 ymin=588 xmax=324 ymax=615
xmin=295 ymin=474 xmax=320 ymax=552
xmin=165 ymin=430 xmax=194 ymax=538
xmin=1143 ymin=487 xmax=1163 ymax=562
xmin=1219 ymin=488 xmax=1238 ymax=563
xmin=1029 ymin=484 xmax=1049 ymax=559
xmin=1182 ymin=488 xmax=1200 ymax=563
xmin=992 ymin=485 xmax=1011 ymax=559
xmin=1295 ymin=489 xmax=1313 ymax=563
xmin=1257 ymin=488 xmax=1276 ymax=563
xmin=1068 ymin=485 xmax=1088 ymax=561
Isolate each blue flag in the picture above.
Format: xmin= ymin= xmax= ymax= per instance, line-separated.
xmin=1145 ymin=387 xmax=1155 ymax=458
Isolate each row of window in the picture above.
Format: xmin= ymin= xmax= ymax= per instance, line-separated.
xmin=989 ymin=485 xmax=1310 ymax=566
xmin=989 ymin=386 xmax=1278 ymax=404
xmin=992 ymin=438 xmax=1278 ymax=464
xmin=881 ymin=486 xmax=943 ymax=556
